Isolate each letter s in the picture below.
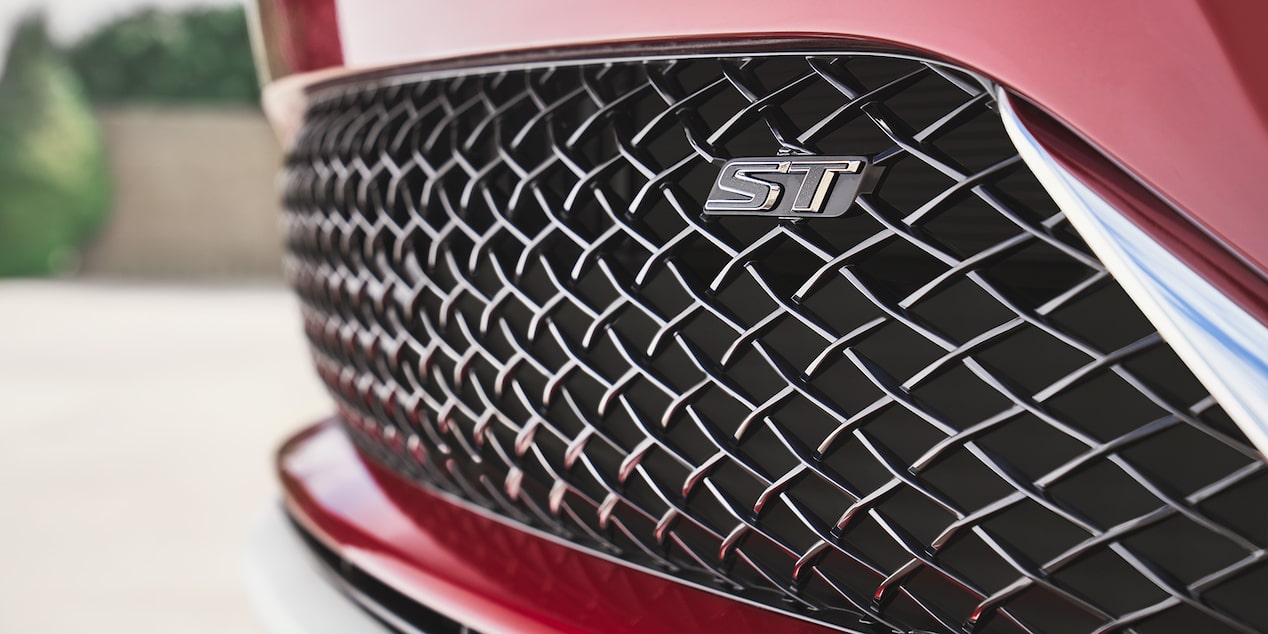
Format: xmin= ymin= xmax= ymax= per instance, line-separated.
xmin=705 ymin=161 xmax=784 ymax=212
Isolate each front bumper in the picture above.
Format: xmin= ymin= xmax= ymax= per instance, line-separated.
xmin=245 ymin=503 xmax=393 ymax=634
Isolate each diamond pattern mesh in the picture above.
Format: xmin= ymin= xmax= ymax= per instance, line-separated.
xmin=281 ymin=52 xmax=1268 ymax=633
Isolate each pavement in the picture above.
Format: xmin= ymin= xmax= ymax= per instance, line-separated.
xmin=0 ymin=280 xmax=331 ymax=633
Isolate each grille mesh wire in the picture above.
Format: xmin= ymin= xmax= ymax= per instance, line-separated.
xmin=282 ymin=52 xmax=1268 ymax=633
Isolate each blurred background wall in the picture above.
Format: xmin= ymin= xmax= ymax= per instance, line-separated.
xmin=0 ymin=1 xmax=279 ymax=280
xmin=82 ymin=108 xmax=283 ymax=278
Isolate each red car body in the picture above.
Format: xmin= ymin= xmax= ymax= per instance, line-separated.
xmin=252 ymin=2 xmax=1268 ymax=632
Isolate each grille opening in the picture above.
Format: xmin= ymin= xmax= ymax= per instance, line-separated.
xmin=285 ymin=51 xmax=1268 ymax=633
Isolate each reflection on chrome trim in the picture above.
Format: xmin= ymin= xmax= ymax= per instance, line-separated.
xmin=998 ymin=88 xmax=1268 ymax=457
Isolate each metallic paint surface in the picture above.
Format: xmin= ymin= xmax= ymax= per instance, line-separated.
xmin=250 ymin=0 xmax=342 ymax=80
xmin=280 ymin=420 xmax=848 ymax=634
xmin=266 ymin=0 xmax=1268 ymax=305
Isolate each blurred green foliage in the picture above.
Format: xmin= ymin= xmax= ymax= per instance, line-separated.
xmin=0 ymin=7 xmax=260 ymax=276
xmin=0 ymin=16 xmax=110 ymax=276
xmin=68 ymin=7 xmax=260 ymax=105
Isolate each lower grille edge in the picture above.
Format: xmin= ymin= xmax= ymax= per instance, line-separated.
xmin=288 ymin=512 xmax=479 ymax=634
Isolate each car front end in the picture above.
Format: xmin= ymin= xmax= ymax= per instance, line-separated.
xmin=245 ymin=2 xmax=1268 ymax=632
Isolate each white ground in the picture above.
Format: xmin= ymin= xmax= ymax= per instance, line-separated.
xmin=0 ymin=280 xmax=330 ymax=633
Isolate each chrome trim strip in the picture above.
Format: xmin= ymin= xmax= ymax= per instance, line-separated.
xmin=998 ymin=88 xmax=1268 ymax=457
xmin=245 ymin=502 xmax=396 ymax=634
xmin=304 ymin=48 xmax=993 ymax=102
xmin=267 ymin=45 xmax=993 ymax=152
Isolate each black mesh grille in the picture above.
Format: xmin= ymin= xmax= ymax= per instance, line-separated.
xmin=282 ymin=52 xmax=1268 ymax=633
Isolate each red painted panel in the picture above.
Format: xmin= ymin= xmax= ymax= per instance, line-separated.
xmin=256 ymin=0 xmax=342 ymax=77
xmin=280 ymin=419 xmax=845 ymax=634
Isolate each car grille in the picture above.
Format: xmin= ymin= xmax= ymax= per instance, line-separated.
xmin=282 ymin=50 xmax=1268 ymax=633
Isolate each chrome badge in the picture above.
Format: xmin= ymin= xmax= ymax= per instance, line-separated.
xmin=703 ymin=156 xmax=875 ymax=218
